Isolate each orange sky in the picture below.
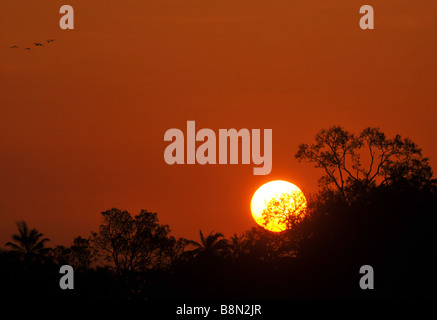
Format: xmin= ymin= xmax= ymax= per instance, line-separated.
xmin=1 ymin=0 xmax=437 ymax=246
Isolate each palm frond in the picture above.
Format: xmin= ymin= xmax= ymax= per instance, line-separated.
xmin=5 ymin=242 xmax=23 ymax=251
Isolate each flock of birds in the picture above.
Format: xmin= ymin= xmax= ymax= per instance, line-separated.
xmin=10 ymin=39 xmax=56 ymax=51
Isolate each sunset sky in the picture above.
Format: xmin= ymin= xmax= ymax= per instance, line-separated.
xmin=1 ymin=0 xmax=436 ymax=246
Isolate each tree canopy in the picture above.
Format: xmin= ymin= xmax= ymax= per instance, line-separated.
xmin=295 ymin=126 xmax=433 ymax=202
xmin=261 ymin=190 xmax=307 ymax=231
xmin=5 ymin=221 xmax=50 ymax=263
xmin=90 ymin=208 xmax=182 ymax=275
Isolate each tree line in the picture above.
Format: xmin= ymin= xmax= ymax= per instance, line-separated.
xmin=1 ymin=126 xmax=437 ymax=299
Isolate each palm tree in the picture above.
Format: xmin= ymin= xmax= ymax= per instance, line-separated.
xmin=6 ymin=221 xmax=50 ymax=262
xmin=186 ymin=230 xmax=229 ymax=258
xmin=229 ymin=233 xmax=246 ymax=259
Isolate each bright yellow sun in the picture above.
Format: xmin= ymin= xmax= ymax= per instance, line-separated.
xmin=250 ymin=180 xmax=307 ymax=232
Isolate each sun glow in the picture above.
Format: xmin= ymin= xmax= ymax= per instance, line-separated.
xmin=250 ymin=180 xmax=307 ymax=232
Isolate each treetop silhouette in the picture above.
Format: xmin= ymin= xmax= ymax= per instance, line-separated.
xmin=90 ymin=208 xmax=181 ymax=275
xmin=261 ymin=190 xmax=307 ymax=232
xmin=5 ymin=221 xmax=50 ymax=264
xmin=295 ymin=126 xmax=433 ymax=202
xmin=185 ymin=230 xmax=229 ymax=259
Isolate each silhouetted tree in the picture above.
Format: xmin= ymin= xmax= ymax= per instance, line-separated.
xmin=185 ymin=230 xmax=229 ymax=259
xmin=228 ymin=233 xmax=247 ymax=260
xmin=164 ymin=237 xmax=187 ymax=265
xmin=241 ymin=227 xmax=295 ymax=263
xmin=5 ymin=221 xmax=50 ymax=264
xmin=296 ymin=126 xmax=433 ymax=202
xmin=90 ymin=208 xmax=180 ymax=275
xmin=51 ymin=236 xmax=94 ymax=270
xmin=261 ymin=190 xmax=307 ymax=231
xmin=69 ymin=236 xmax=94 ymax=270
xmin=51 ymin=245 xmax=71 ymax=265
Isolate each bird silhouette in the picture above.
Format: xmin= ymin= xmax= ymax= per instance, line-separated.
xmin=10 ymin=38 xmax=56 ymax=53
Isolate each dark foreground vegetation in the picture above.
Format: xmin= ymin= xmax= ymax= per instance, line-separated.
xmin=1 ymin=126 xmax=437 ymax=299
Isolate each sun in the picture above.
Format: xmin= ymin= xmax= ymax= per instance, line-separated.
xmin=250 ymin=180 xmax=307 ymax=232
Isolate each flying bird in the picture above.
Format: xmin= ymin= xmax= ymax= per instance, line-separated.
xmin=10 ymin=38 xmax=55 ymax=53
